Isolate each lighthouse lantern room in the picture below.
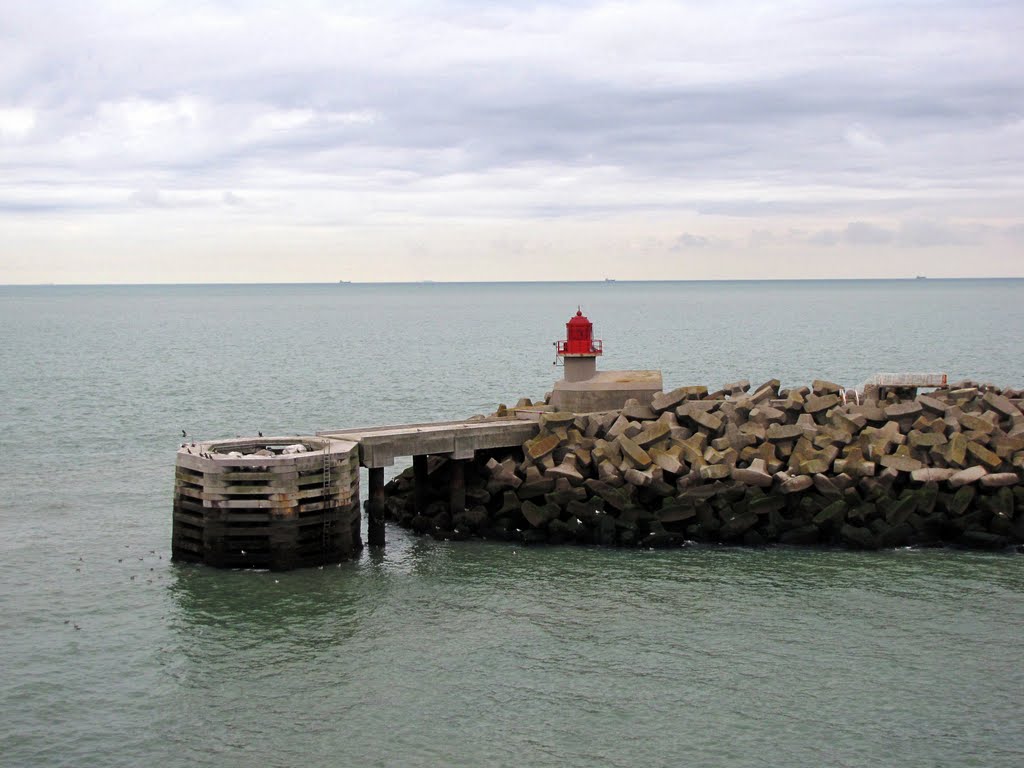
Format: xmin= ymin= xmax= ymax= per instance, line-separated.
xmin=555 ymin=307 xmax=603 ymax=382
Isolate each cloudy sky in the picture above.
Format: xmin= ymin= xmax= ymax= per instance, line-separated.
xmin=1 ymin=0 xmax=1022 ymax=283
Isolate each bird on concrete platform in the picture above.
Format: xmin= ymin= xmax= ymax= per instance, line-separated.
xmin=258 ymin=431 xmax=263 ymax=437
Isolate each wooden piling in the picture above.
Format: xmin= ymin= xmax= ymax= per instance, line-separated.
xmin=368 ymin=466 xmax=386 ymax=547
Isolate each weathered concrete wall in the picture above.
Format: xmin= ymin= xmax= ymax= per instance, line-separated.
xmin=551 ymin=370 xmax=663 ymax=412
xmin=172 ymin=436 xmax=361 ymax=569
xmin=382 ymin=379 xmax=1024 ymax=551
xmin=563 ymin=356 xmax=597 ymax=382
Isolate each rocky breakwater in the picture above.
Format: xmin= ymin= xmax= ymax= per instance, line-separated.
xmin=381 ymin=380 xmax=1024 ymax=550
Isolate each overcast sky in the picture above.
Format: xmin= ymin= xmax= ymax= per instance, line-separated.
xmin=1 ymin=0 xmax=1022 ymax=283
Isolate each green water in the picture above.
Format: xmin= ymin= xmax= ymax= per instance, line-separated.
xmin=2 ymin=281 xmax=1023 ymax=766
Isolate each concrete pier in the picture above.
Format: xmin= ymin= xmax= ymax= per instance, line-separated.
xmin=173 ymin=378 xmax=1024 ymax=569
xmin=172 ymin=436 xmax=360 ymax=569
xmin=378 ymin=379 xmax=1024 ymax=552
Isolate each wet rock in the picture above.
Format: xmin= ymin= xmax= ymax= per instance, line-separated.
xmin=841 ymin=523 xmax=877 ymax=549
xmin=521 ymin=500 xmax=557 ymax=528
xmin=958 ymin=531 xmax=1008 ymax=550
xmin=779 ymin=525 xmax=819 ymax=545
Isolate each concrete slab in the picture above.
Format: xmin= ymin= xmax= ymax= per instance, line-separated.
xmin=320 ymin=418 xmax=540 ymax=468
xmin=550 ymin=370 xmax=663 ymax=412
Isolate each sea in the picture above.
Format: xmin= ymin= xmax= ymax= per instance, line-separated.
xmin=2 ymin=279 xmax=1023 ymax=767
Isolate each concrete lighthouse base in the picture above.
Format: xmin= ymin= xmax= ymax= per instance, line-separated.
xmin=550 ymin=369 xmax=663 ymax=413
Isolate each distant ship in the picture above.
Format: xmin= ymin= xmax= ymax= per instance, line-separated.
xmin=338 ymin=280 xmax=352 ymax=284
xmin=604 ymin=278 xmax=617 ymax=283
xmin=915 ymin=275 xmax=927 ymax=280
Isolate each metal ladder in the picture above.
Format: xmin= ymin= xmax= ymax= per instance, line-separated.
xmin=321 ymin=445 xmax=332 ymax=562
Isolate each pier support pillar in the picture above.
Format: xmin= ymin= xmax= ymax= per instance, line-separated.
xmin=449 ymin=459 xmax=466 ymax=517
xmin=414 ymin=454 xmax=429 ymax=515
xmin=367 ymin=466 xmax=386 ymax=547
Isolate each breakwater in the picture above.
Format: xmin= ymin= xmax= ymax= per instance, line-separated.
xmin=381 ymin=379 xmax=1024 ymax=550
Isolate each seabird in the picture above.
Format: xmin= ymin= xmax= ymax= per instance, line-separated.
xmin=182 ymin=430 xmax=187 ymax=438
xmin=258 ymin=431 xmax=263 ymax=437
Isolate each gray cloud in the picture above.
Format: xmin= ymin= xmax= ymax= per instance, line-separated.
xmin=1 ymin=1 xmax=1022 ymax=281
xmin=672 ymin=233 xmax=712 ymax=250
xmin=805 ymin=220 xmax=988 ymax=248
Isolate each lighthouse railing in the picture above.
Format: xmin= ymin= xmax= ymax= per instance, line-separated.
xmin=556 ymin=339 xmax=603 ymax=356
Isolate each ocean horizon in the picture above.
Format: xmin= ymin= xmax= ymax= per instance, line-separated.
xmin=5 ymin=275 xmax=1024 ymax=287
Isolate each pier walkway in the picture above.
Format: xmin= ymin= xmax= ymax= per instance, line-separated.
xmin=318 ymin=416 xmax=541 ymax=545
xmin=318 ymin=417 xmax=540 ymax=468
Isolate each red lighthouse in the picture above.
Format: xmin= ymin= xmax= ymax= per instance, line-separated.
xmin=555 ymin=307 xmax=602 ymax=382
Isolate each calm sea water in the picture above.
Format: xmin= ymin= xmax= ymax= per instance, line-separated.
xmin=2 ymin=279 xmax=1023 ymax=767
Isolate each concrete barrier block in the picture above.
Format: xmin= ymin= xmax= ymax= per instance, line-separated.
xmin=959 ymin=413 xmax=996 ymax=434
xmin=617 ymin=435 xmax=653 ymax=469
xmin=983 ymin=391 xmax=1021 ymax=418
xmin=634 ymin=420 xmax=671 ymax=448
xmin=917 ymin=395 xmax=949 ymax=415
xmin=805 ymin=393 xmax=840 ymax=414
xmin=780 ymin=474 xmax=813 ymax=494
xmin=880 ymin=455 xmax=924 ymax=473
xmin=949 ymin=465 xmax=988 ymax=488
xmin=812 ymin=473 xmax=842 ymax=498
xmin=624 ymin=467 xmax=655 ymax=487
xmin=524 ymin=434 xmax=561 ymax=461
xmin=911 ymin=467 xmax=956 ymax=483
xmin=699 ymin=463 xmax=731 ymax=480
xmin=884 ymin=401 xmax=923 ymax=420
xmin=766 ymin=423 xmax=804 ymax=441
xmin=966 ymin=441 xmax=1002 ymax=470
xmin=651 ymin=387 xmax=690 ymax=413
xmin=731 ymin=464 xmax=773 ymax=487
xmin=909 ymin=429 xmax=947 ymax=448
xmin=650 ymin=447 xmax=685 ymax=475
xmin=979 ymin=473 xmax=1019 ymax=488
